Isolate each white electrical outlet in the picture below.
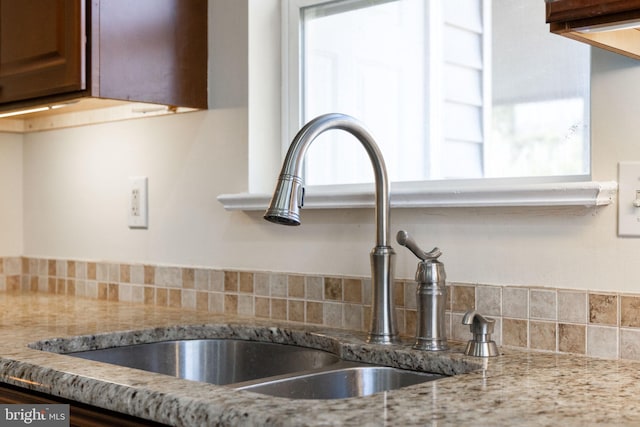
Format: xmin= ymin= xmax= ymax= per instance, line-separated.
xmin=128 ymin=176 xmax=148 ymax=229
xmin=618 ymin=162 xmax=640 ymax=237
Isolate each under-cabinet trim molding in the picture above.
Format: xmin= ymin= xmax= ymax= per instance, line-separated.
xmin=218 ymin=180 xmax=618 ymax=211
xmin=0 ymin=102 xmax=200 ymax=133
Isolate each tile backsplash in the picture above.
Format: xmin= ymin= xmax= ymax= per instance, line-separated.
xmin=2 ymin=256 xmax=640 ymax=361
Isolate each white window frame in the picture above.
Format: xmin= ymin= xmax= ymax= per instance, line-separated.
xmin=216 ymin=0 xmax=616 ymax=211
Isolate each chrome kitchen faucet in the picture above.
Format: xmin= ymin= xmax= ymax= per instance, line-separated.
xmin=264 ymin=113 xmax=399 ymax=344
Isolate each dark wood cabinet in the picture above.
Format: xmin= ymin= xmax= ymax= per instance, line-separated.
xmin=546 ymin=0 xmax=640 ymax=60
xmin=0 ymin=382 xmax=167 ymax=427
xmin=0 ymin=0 xmax=207 ymax=114
xmin=0 ymin=0 xmax=84 ymax=104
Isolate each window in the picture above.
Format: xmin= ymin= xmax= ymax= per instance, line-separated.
xmin=285 ymin=0 xmax=591 ymax=186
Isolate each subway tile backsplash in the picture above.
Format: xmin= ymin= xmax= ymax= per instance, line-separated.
xmin=3 ymin=256 xmax=640 ymax=361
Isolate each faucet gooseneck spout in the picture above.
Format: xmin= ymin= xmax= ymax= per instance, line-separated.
xmin=264 ymin=113 xmax=399 ymax=344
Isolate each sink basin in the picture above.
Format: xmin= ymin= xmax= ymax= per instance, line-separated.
xmin=235 ymin=365 xmax=444 ymax=399
xmin=62 ymin=338 xmax=449 ymax=399
xmin=67 ymin=339 xmax=340 ymax=385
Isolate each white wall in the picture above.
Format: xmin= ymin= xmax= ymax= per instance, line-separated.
xmin=10 ymin=4 xmax=640 ymax=293
xmin=0 ymin=133 xmax=23 ymax=255
xmin=22 ymin=109 xmax=248 ymax=267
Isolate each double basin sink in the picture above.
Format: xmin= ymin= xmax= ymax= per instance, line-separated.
xmin=64 ymin=339 xmax=445 ymax=400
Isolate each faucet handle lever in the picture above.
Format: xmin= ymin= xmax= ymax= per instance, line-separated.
xmin=396 ymin=230 xmax=441 ymax=261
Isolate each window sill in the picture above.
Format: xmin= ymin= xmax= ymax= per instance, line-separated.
xmin=218 ymin=179 xmax=617 ymax=211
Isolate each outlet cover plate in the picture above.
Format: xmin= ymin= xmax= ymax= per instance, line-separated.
xmin=618 ymin=162 xmax=640 ymax=237
xmin=128 ymin=176 xmax=148 ymax=229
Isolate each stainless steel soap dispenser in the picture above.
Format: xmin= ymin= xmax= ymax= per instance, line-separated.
xmin=396 ymin=230 xmax=448 ymax=351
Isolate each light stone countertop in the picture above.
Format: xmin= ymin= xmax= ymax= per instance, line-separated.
xmin=1 ymin=292 xmax=640 ymax=426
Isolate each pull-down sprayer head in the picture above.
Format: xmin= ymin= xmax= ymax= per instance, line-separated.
xmin=264 ymin=174 xmax=304 ymax=226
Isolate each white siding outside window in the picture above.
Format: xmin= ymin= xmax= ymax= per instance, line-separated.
xmin=293 ymin=0 xmax=488 ymax=185
xmin=284 ymin=0 xmax=590 ymax=186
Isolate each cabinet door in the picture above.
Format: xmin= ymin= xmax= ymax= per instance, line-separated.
xmin=0 ymin=0 xmax=85 ymax=104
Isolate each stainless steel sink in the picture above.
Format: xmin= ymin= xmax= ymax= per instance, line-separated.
xmin=64 ymin=338 xmax=447 ymax=399
xmin=235 ymin=364 xmax=444 ymax=399
xmin=68 ymin=339 xmax=340 ymax=385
